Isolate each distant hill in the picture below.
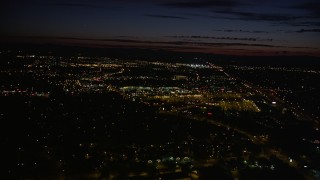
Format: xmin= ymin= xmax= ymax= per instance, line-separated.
xmin=0 ymin=42 xmax=319 ymax=67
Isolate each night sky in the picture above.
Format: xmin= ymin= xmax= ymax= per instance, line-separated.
xmin=1 ymin=0 xmax=320 ymax=56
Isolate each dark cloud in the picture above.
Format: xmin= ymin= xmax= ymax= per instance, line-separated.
xmin=10 ymin=35 xmax=317 ymax=50
xmin=213 ymin=29 xmax=270 ymax=33
xmin=48 ymin=0 xmax=242 ymax=10
xmin=162 ymin=0 xmax=242 ymax=9
xmin=296 ymin=29 xmax=320 ymax=33
xmin=144 ymin=14 xmax=189 ymax=19
xmin=267 ymin=28 xmax=320 ymax=34
xmin=182 ymin=13 xmax=238 ymax=20
xmin=292 ymin=2 xmax=320 ymax=17
xmin=49 ymin=2 xmax=115 ymax=10
xmin=273 ymin=21 xmax=320 ymax=27
xmin=214 ymin=10 xmax=302 ymax=21
xmin=168 ymin=35 xmax=273 ymax=42
xmin=184 ymin=11 xmax=306 ymax=23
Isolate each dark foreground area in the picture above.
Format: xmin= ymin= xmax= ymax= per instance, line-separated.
xmin=1 ymin=93 xmax=316 ymax=179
